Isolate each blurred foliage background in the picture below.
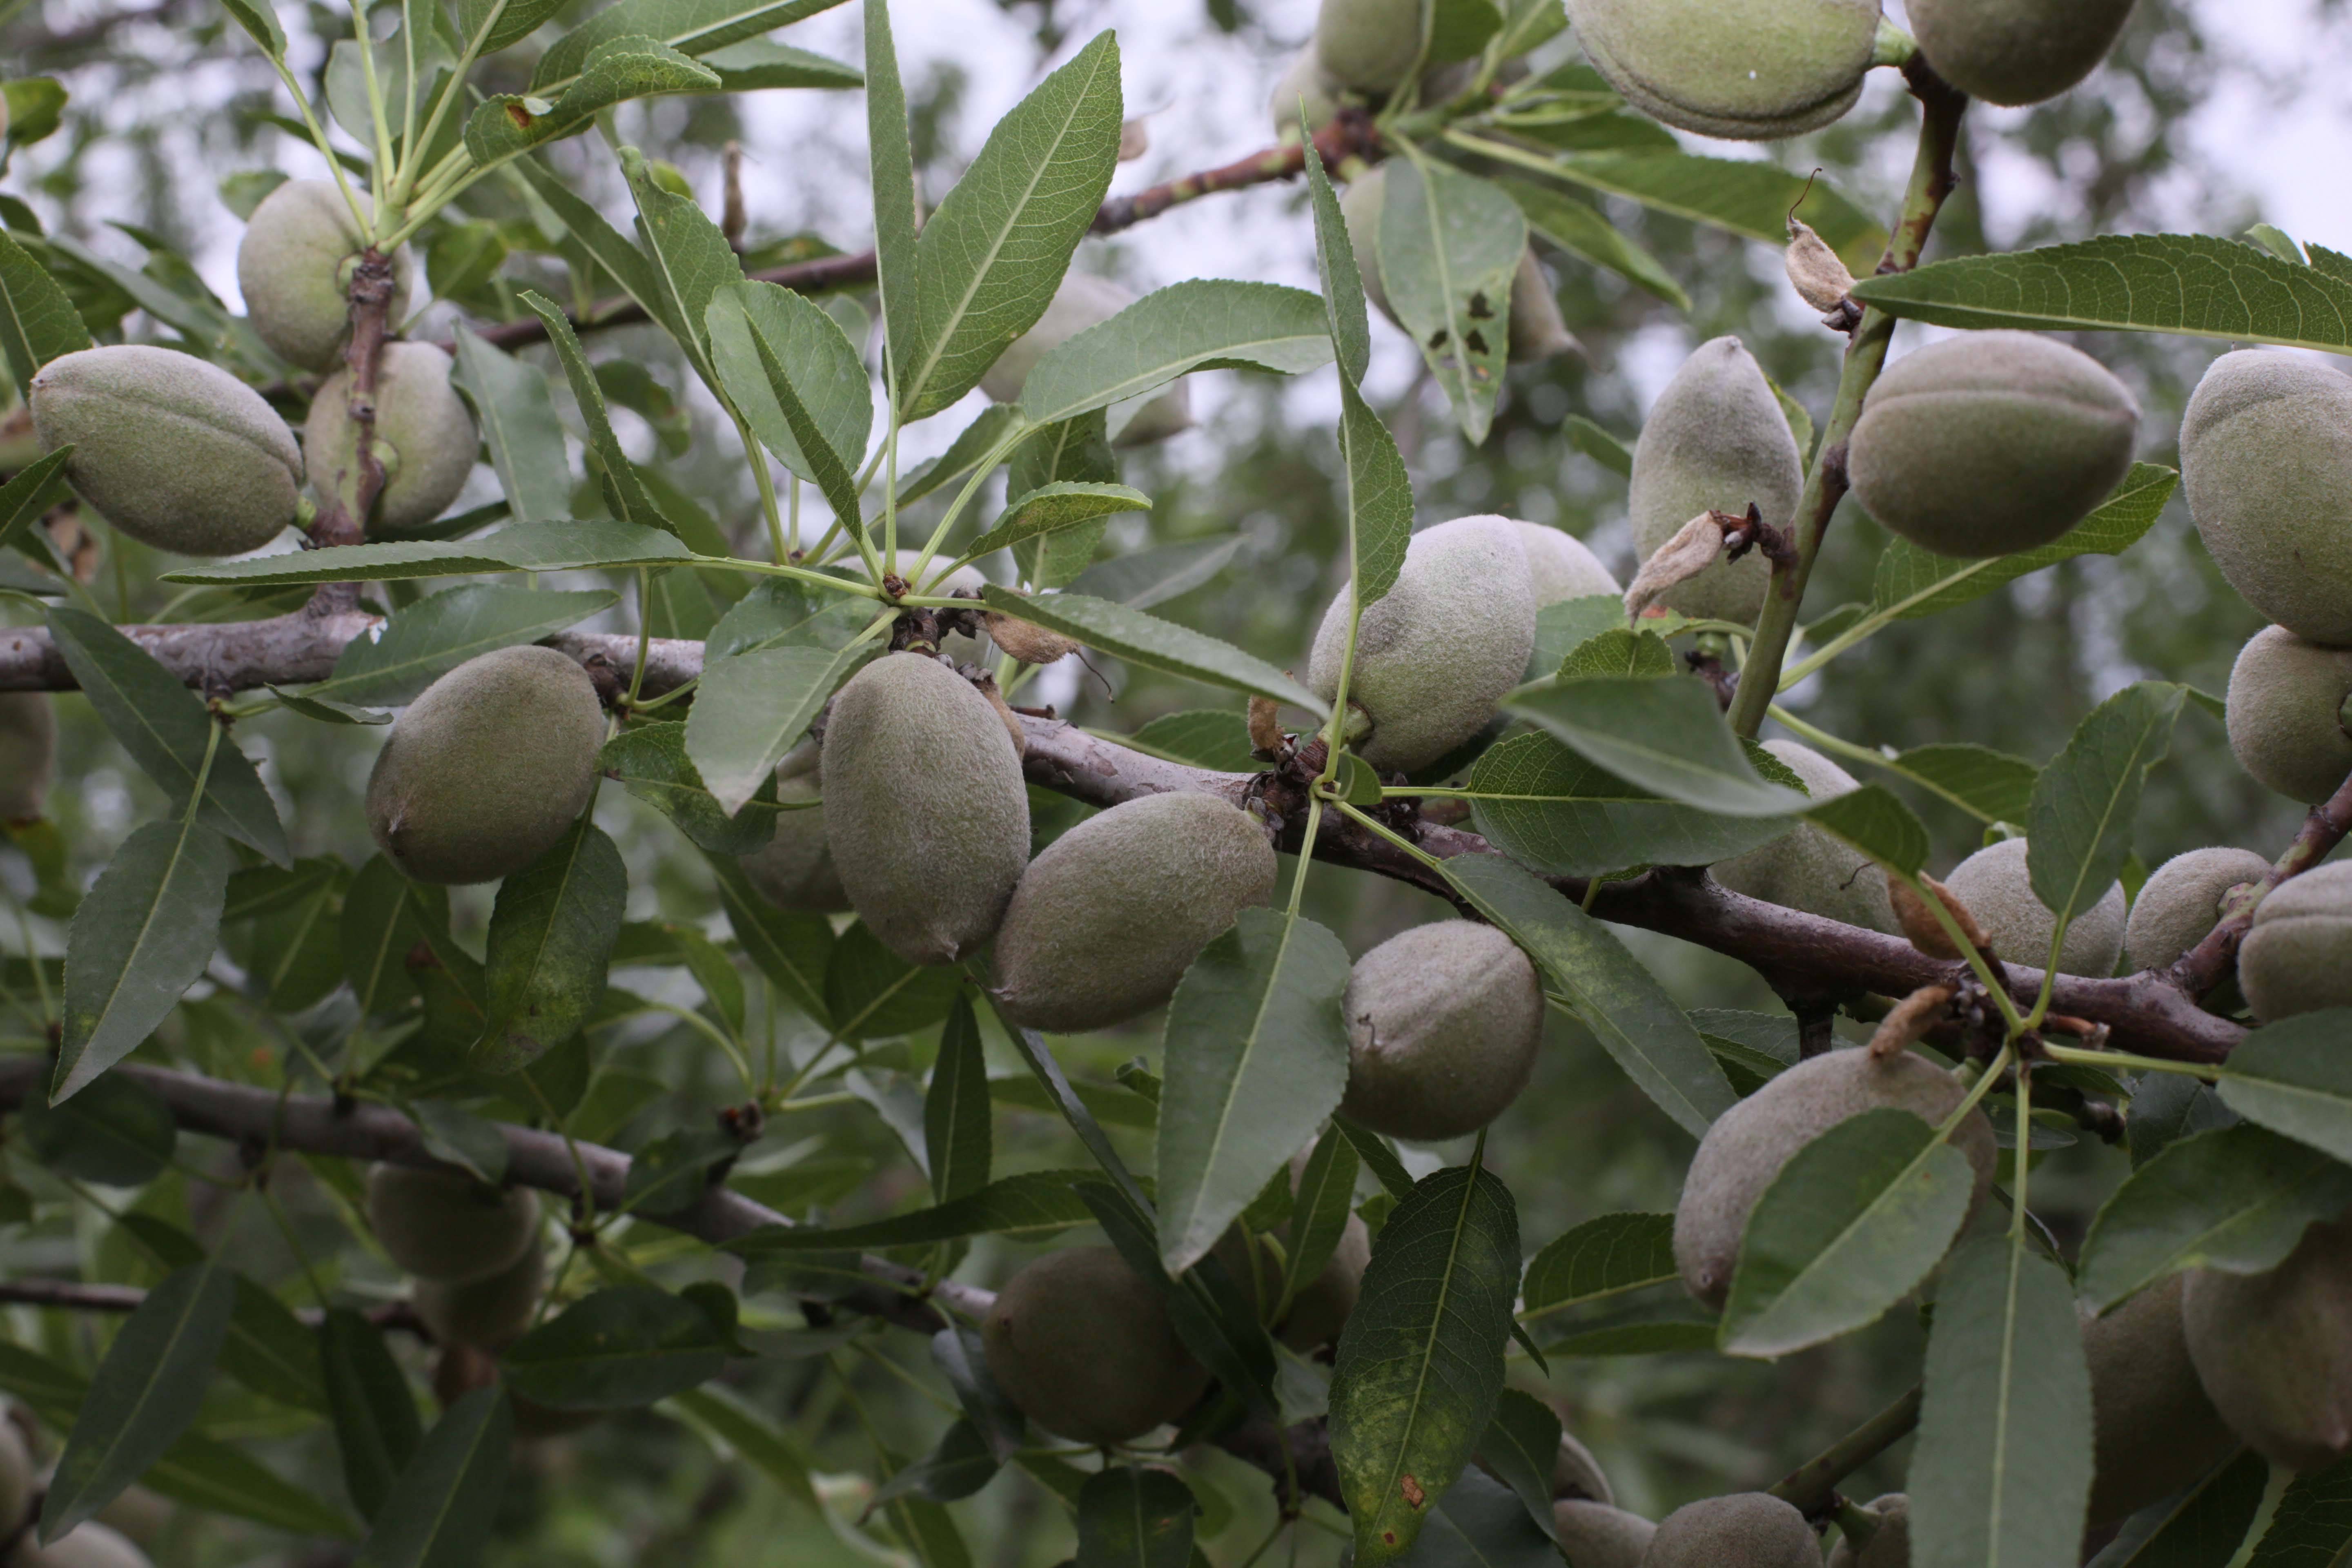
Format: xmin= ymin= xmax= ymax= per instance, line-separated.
xmin=0 ymin=0 xmax=2341 ymax=1562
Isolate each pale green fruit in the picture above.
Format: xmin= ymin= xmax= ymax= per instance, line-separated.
xmin=1552 ymin=1430 xmax=1614 ymax=1504
xmin=29 ymin=344 xmax=301 ymax=556
xmin=1909 ymin=0 xmax=2136 ymax=105
xmin=2083 ymin=1274 xmax=2239 ymax=1526
xmin=2123 ymin=847 xmax=2272 ymax=972
xmin=415 ymin=1242 xmax=545 ymax=1350
xmin=1712 ymin=741 xmax=1899 ymax=935
xmin=821 ymin=653 xmax=1030 ymax=966
xmin=993 ymin=793 xmax=1275 ymax=1031
xmin=1271 ymin=49 xmax=1345 ymax=138
xmin=739 ymin=772 xmax=848 ymax=913
xmin=1629 ymin=337 xmax=1802 ymax=627
xmin=306 ymin=340 xmax=479 ymax=536
xmin=1943 ymin=837 xmax=2127 ymax=977
xmin=1646 ymin=1492 xmax=1821 ymax=1568
xmin=2239 ymin=862 xmax=2352 ymax=1022
xmin=11 ymin=1523 xmax=151 ymax=1568
xmin=2183 ymin=350 xmax=2352 ymax=647
xmin=1307 ymin=514 xmax=1537 ymax=773
xmin=364 ymin=645 xmax=605 ymax=886
xmin=1339 ymin=921 xmax=1544 ymax=1141
xmin=364 ymin=1164 xmax=539 ymax=1285
xmin=978 ymin=272 xmax=1192 ymax=447
xmin=981 ymin=1247 xmax=1209 ymax=1443
xmin=0 ymin=1414 xmax=29 ymax=1541
xmin=2183 ymin=1214 xmax=2352 ymax=1471
xmin=1826 ymin=1494 xmax=1906 ymax=1568
xmin=1674 ymin=1046 xmax=1995 ymax=1309
xmin=1515 ymin=520 xmax=1621 ymax=606
xmin=1553 ymin=1500 xmax=1653 ymax=1568
xmin=1847 ymin=331 xmax=2139 ymax=559
xmin=2225 ymin=626 xmax=2352 ymax=805
xmin=236 ymin=180 xmax=413 ymax=372
xmin=1314 ymin=0 xmax=1421 ymax=92
xmin=1566 ymin=0 xmax=1880 ymax=140
xmin=0 ymin=693 xmax=56 ymax=821
xmin=1341 ymin=169 xmax=1575 ymax=364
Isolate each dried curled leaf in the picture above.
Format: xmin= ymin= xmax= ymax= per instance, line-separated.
xmin=1623 ymin=512 xmax=1724 ymax=622
xmin=1785 ymin=216 xmax=1857 ymax=313
xmin=1891 ymin=873 xmax=1990 ymax=961
xmin=1868 ymin=982 xmax=1956 ymax=1058
xmin=984 ymin=610 xmax=1082 ymax=666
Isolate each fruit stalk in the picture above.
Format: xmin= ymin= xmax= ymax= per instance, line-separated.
xmin=2169 ymin=761 xmax=2352 ymax=998
xmin=1767 ymin=1384 xmax=1923 ymax=1515
xmin=1726 ymin=58 xmax=1968 ymax=738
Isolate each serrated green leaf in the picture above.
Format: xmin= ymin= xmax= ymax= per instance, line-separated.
xmin=2244 ymin=1450 xmax=2352 ymax=1568
xmin=1329 ymin=1164 xmax=1521 ymax=1564
xmin=823 ymin=919 xmax=961 ymax=1041
xmin=451 ymin=329 xmax=573 ymax=526
xmin=705 ymin=852 xmax=832 ymax=1023
xmin=1502 ymin=177 xmax=1688 ymax=310
xmin=688 ymin=639 xmax=877 ymax=817
xmin=466 ymin=38 xmax=719 ymax=165
xmin=474 ymin=818 xmax=628 ymax=1074
xmin=1463 ymin=731 xmax=1790 ymax=879
xmin=1304 ymin=118 xmax=1371 ymax=385
xmin=1281 ymin=1128 xmax=1361 ymax=1322
xmin=353 ymin=1386 xmax=511 ymax=1568
xmin=56 ymin=820 xmax=234 ymax=1101
xmin=311 ymin=586 xmax=615 ymax=708
xmin=924 ymin=993 xmax=990 ymax=1203
xmin=1803 ymin=784 xmax=1931 ymax=878
xmin=705 ymin=279 xmax=872 ymax=494
xmin=161 ymin=520 xmax=692 ymax=585
xmin=698 ymin=37 xmax=861 ymax=89
xmin=2077 ymin=1124 xmax=2352 ymax=1315
xmin=1850 ymin=234 xmax=2352 ymax=352
xmin=1869 ymin=465 xmax=2178 ymax=624
xmin=1075 ymin=1465 xmax=1194 ymax=1568
xmin=1506 ymin=676 xmax=1807 ymax=818
xmin=1519 ymin=1212 xmax=1678 ymax=1320
xmin=1125 ymin=709 xmax=1257 ymax=771
xmin=1910 ymin=1235 xmax=2093 ymax=1568
xmin=41 ymin=1260 xmax=235 ymax=1541
xmin=2218 ymin=1010 xmax=2352 ymax=1167
xmin=959 ymin=481 xmax=1151 ymax=564
xmin=978 ymin=586 xmax=1327 ymax=714
xmin=1885 ymin=744 xmax=2040 ymax=825
xmin=898 ymin=31 xmax=1121 ymax=418
xmin=2028 ymin=682 xmax=2185 ymax=933
xmin=0 ymin=229 xmax=90 ymax=399
xmin=533 ymin=0 xmax=842 ymax=89
xmin=1156 ymin=908 xmax=1352 ymax=1274
xmin=1477 ymin=1388 xmax=1563 ymax=1545
xmin=460 ymin=0 xmax=569 ymax=56
xmin=1379 ymin=158 xmax=1523 ymax=445
xmin=1719 ymin=1108 xmax=1977 ymax=1357
xmin=1442 ymin=853 xmax=1734 ymax=1137
xmin=600 ymin=721 xmax=784 ymax=856
xmin=18 ymin=1072 xmax=176 ymax=1186
xmin=1018 ymin=279 xmax=1336 ymax=426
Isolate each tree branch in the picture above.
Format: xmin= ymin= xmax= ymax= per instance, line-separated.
xmin=458 ymin=110 xmax=1383 ymax=356
xmin=2169 ymin=764 xmax=2352 ymax=1000
xmin=0 ymin=1058 xmax=1346 ymax=1509
xmin=0 ymin=622 xmax=2251 ymax=1062
xmin=0 ymin=1277 xmax=427 ymax=1336
xmin=1768 ymin=1384 xmax=1921 ymax=1515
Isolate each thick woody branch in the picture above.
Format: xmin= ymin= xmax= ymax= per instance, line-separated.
xmin=0 ymin=1058 xmax=1345 ymax=1508
xmin=460 ymin=111 xmax=1382 ymax=356
xmin=0 ymin=625 xmax=2249 ymax=1063
xmin=0 ymin=1277 xmax=426 ymax=1336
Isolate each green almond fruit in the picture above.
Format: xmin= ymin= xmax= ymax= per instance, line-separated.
xmin=2238 ymin=862 xmax=2352 ymax=1023
xmin=1712 ymin=740 xmax=1899 ymax=934
xmin=1826 ymin=1494 xmax=1907 ymax=1568
xmin=236 ymin=179 xmax=413 ymax=372
xmin=0 ymin=692 xmax=56 ymax=822
xmin=739 ymin=769 xmax=848 ymax=914
xmin=1339 ymin=920 xmax=1544 ymax=1141
xmin=1307 ymin=514 xmax=1537 ymax=773
xmin=993 ymin=791 xmax=1276 ymax=1033
xmin=1566 ymin=0 xmax=1882 ymax=140
xmin=305 ymin=340 xmax=479 ymax=536
xmin=1516 ymin=521 xmax=1620 ymax=608
xmin=1314 ymin=0 xmax=1422 ymax=93
xmin=2184 ymin=1213 xmax=2352 ymax=1471
xmin=30 ymin=344 xmax=302 ymax=557
xmin=364 ymin=1163 xmax=540 ymax=1285
xmin=979 ymin=272 xmax=1192 ymax=447
xmin=1553 ymin=1429 xmax=1614 ymax=1504
xmin=1553 ymin=1500 xmax=1655 ymax=1568
xmin=1645 ymin=1492 xmax=1821 ymax=1568
xmin=1910 ymin=0 xmax=2137 ymax=107
xmin=2226 ymin=625 xmax=2352 ymax=805
xmin=364 ymin=645 xmax=606 ymax=886
xmin=1271 ymin=47 xmax=1346 ymax=138
xmin=820 ymin=653 xmax=1030 ymax=966
xmin=2183 ymin=350 xmax=2352 ymax=647
xmin=2083 ymin=1274 xmax=2239 ymax=1525
xmin=2123 ymin=846 xmax=2272 ymax=973
xmin=1942 ymin=836 xmax=2126 ymax=976
xmin=981 ymin=1247 xmax=1209 ymax=1444
xmin=1629 ymin=337 xmax=1802 ymax=627
xmin=415 ymin=1242 xmax=546 ymax=1350
xmin=1848 ymin=330 xmax=2139 ymax=558
xmin=1674 ymin=1045 xmax=1995 ymax=1309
